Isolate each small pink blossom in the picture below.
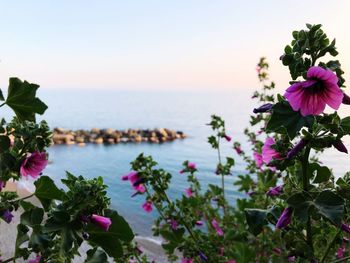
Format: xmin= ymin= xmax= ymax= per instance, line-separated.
xmin=253 ymin=152 xmax=263 ymax=168
xmin=337 ymin=246 xmax=345 ymax=259
xmin=284 ymin=66 xmax=343 ymax=116
xmin=185 ymin=188 xmax=193 ymax=197
xmin=234 ymin=145 xmax=243 ymax=155
xmin=181 ymin=258 xmax=194 ymax=263
xmin=227 ymin=261 xmax=237 ymax=263
xmin=168 ymin=218 xmax=178 ymax=230
xmin=262 ymin=138 xmax=282 ymax=164
xmin=188 ymin=162 xmax=196 ymax=169
xmin=142 ymin=201 xmax=153 ymax=213
xmin=20 ymin=151 xmax=48 ymax=178
xmin=122 ymin=171 xmax=146 ymax=194
xmin=0 ymin=180 xmax=6 ymax=192
xmin=91 ymin=214 xmax=112 ymax=231
xmin=28 ymin=255 xmax=41 ymax=263
xmin=211 ymin=219 xmax=224 ymax=236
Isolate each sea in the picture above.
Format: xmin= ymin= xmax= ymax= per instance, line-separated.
xmin=2 ymin=88 xmax=350 ymax=237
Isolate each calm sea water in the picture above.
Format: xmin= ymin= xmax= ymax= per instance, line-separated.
xmin=3 ymin=88 xmax=350 ymax=236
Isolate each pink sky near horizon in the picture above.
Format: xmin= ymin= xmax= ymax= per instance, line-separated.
xmin=0 ymin=1 xmax=349 ymax=93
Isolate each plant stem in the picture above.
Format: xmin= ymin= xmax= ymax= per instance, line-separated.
xmin=331 ymin=255 xmax=350 ymax=263
xmin=321 ymin=229 xmax=341 ymax=263
xmin=301 ymin=147 xmax=313 ymax=254
xmin=217 ymin=135 xmax=226 ymax=217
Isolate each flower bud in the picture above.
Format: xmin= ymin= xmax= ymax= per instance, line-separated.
xmin=342 ymin=92 xmax=350 ymax=105
xmin=266 ymin=185 xmax=283 ymax=197
xmin=287 ymin=139 xmax=308 ymax=159
xmin=253 ymin=103 xmax=273 ymax=114
xmin=333 ymin=140 xmax=348 ymax=154
xmin=276 ymin=207 xmax=293 ymax=229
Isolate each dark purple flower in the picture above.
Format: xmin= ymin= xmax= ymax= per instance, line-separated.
xmin=198 ymin=251 xmax=208 ymax=262
xmin=343 ymin=92 xmax=350 ymax=105
xmin=267 ymin=185 xmax=283 ymax=197
xmin=234 ymin=145 xmax=243 ymax=155
xmin=224 ymin=135 xmax=232 ymax=142
xmin=168 ymin=219 xmax=178 ymax=230
xmin=287 ymin=139 xmax=308 ymax=159
xmin=288 ymin=256 xmax=296 ymax=262
xmin=272 ymin=247 xmax=282 ymax=255
xmin=276 ymin=207 xmax=293 ymax=229
xmin=337 ymin=246 xmax=345 ymax=259
xmin=2 ymin=210 xmax=14 ymax=223
xmin=333 ymin=140 xmax=348 ymax=154
xmin=285 ymin=66 xmax=343 ymax=116
xmin=195 ymin=220 xmax=204 ymax=226
xmin=341 ymin=223 xmax=350 ymax=233
xmin=253 ymin=103 xmax=273 ymax=114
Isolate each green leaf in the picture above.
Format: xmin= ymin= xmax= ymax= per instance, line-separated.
xmin=266 ymin=100 xmax=314 ymax=139
xmin=0 ymin=135 xmax=10 ymax=152
xmin=310 ymin=163 xmax=331 ymax=183
xmin=20 ymin=208 xmax=44 ymax=227
xmin=0 ymin=89 xmax=4 ymax=101
xmin=5 ymin=77 xmax=47 ymax=121
xmin=341 ymin=117 xmax=350 ymax=134
xmin=15 ymin=224 xmax=30 ymax=257
xmin=34 ymin=176 xmax=65 ymax=201
xmin=287 ymin=192 xmax=311 ymax=223
xmin=314 ymin=190 xmax=344 ymax=226
xmin=85 ymin=248 xmax=108 ymax=263
xmin=244 ymin=209 xmax=268 ymax=236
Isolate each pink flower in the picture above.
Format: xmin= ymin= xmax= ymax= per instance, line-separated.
xmin=227 ymin=261 xmax=237 ymax=263
xmin=262 ymin=138 xmax=282 ymax=164
xmin=168 ymin=218 xmax=178 ymax=230
xmin=188 ymin=162 xmax=196 ymax=169
xmin=142 ymin=201 xmax=153 ymax=213
xmin=20 ymin=151 xmax=48 ymax=178
xmin=185 ymin=188 xmax=193 ymax=197
xmin=91 ymin=214 xmax=112 ymax=231
xmin=253 ymin=152 xmax=263 ymax=168
xmin=181 ymin=258 xmax=194 ymax=263
xmin=122 ymin=171 xmax=146 ymax=194
xmin=284 ymin=66 xmax=343 ymax=116
xmin=0 ymin=180 xmax=6 ymax=192
xmin=337 ymin=246 xmax=345 ymax=259
xmin=211 ymin=219 xmax=224 ymax=236
xmin=224 ymin=135 xmax=232 ymax=142
xmin=28 ymin=255 xmax=41 ymax=263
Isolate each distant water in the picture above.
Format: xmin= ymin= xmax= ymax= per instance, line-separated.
xmin=3 ymin=88 xmax=350 ymax=236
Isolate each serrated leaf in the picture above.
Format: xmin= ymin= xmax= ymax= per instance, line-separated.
xmin=5 ymin=77 xmax=47 ymax=121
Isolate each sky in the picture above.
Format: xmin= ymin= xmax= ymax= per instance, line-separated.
xmin=0 ymin=1 xmax=349 ymax=91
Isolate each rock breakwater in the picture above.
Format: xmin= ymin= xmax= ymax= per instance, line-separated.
xmin=52 ymin=128 xmax=186 ymax=146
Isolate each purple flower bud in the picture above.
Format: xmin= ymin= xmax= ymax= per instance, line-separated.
xmin=0 ymin=180 xmax=6 ymax=191
xmin=198 ymin=251 xmax=208 ymax=262
xmin=341 ymin=223 xmax=350 ymax=234
xmin=266 ymin=185 xmax=283 ymax=197
xmin=224 ymin=135 xmax=232 ymax=142
xmin=253 ymin=103 xmax=273 ymax=114
xmin=2 ymin=210 xmax=14 ymax=223
xmin=195 ymin=220 xmax=204 ymax=226
xmin=272 ymin=247 xmax=282 ymax=255
xmin=276 ymin=207 xmax=293 ymax=229
xmin=333 ymin=140 xmax=348 ymax=154
xmin=343 ymin=92 xmax=350 ymax=105
xmin=287 ymin=139 xmax=308 ymax=159
xmin=288 ymin=256 xmax=296 ymax=262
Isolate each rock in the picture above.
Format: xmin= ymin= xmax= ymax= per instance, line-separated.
xmin=107 ymin=138 xmax=115 ymax=144
xmin=77 ymin=143 xmax=86 ymax=147
xmin=133 ymin=135 xmax=142 ymax=143
xmin=76 ymin=137 xmax=85 ymax=143
xmin=91 ymin=128 xmax=100 ymax=134
xmin=94 ymin=137 xmax=104 ymax=144
xmin=104 ymin=128 xmax=114 ymax=135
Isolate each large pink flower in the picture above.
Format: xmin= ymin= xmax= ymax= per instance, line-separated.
xmin=211 ymin=219 xmax=224 ymax=236
xmin=122 ymin=171 xmax=146 ymax=193
xmin=262 ymin=138 xmax=282 ymax=164
xmin=91 ymin=214 xmax=112 ymax=231
xmin=20 ymin=152 xmax=48 ymax=178
xmin=284 ymin=66 xmax=343 ymax=116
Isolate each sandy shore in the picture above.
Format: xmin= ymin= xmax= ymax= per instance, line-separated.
xmin=0 ymin=181 xmax=174 ymax=262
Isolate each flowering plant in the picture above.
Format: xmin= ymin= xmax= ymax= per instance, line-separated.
xmin=0 ymin=79 xmax=135 ymax=262
xmin=124 ymin=24 xmax=350 ymax=263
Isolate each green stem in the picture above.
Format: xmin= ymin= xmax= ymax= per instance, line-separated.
xmin=321 ymin=229 xmax=342 ymax=263
xmin=217 ymin=135 xmax=226 ymax=217
xmin=331 ymin=255 xmax=350 ymax=263
xmin=301 ymin=147 xmax=313 ymax=255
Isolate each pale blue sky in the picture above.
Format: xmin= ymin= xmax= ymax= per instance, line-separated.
xmin=0 ymin=1 xmax=349 ymax=91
